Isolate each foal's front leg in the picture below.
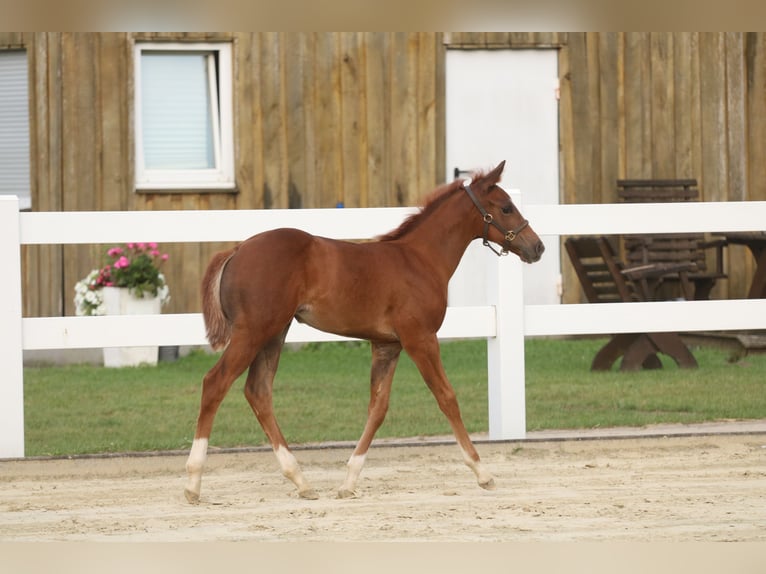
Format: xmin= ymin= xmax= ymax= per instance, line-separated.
xmin=338 ymin=341 xmax=401 ymax=498
xmin=402 ymin=334 xmax=496 ymax=490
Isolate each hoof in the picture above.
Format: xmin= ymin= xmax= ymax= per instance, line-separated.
xmin=299 ymin=488 xmax=320 ymax=500
xmin=479 ymin=478 xmax=496 ymax=491
xmin=337 ymin=488 xmax=357 ymax=499
xmin=184 ymin=488 xmax=200 ymax=504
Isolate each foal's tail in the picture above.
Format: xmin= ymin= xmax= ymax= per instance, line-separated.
xmin=201 ymin=247 xmax=237 ymax=351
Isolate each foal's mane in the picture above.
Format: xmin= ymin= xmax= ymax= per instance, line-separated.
xmin=377 ymin=178 xmax=468 ymax=242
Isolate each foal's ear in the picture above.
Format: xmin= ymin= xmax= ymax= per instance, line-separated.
xmin=486 ymin=160 xmax=506 ymax=185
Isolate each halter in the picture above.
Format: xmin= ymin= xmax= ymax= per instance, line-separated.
xmin=463 ymin=183 xmax=529 ymax=257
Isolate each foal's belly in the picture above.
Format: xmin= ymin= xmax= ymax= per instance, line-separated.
xmin=294 ymin=303 xmax=398 ymax=342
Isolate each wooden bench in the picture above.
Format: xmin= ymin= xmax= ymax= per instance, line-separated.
xmin=565 ymin=235 xmax=698 ymax=371
xmin=617 ymin=179 xmax=727 ymax=300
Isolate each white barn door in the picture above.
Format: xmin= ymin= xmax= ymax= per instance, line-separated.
xmin=446 ymin=49 xmax=560 ymax=306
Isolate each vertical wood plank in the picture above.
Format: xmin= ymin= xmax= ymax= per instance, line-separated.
xmin=259 ymin=32 xmax=288 ymax=209
xmin=689 ymin=33 xmax=703 ymax=187
xmin=417 ymin=32 xmax=438 ymax=196
xmin=673 ymin=32 xmax=696 ymax=179
xmin=313 ymin=33 xmax=343 ymax=208
xmin=725 ymin=32 xmax=747 ymax=202
xmin=363 ymin=32 xmax=391 ymax=207
xmin=698 ymin=33 xmax=728 ymax=203
xmin=746 ymin=32 xmax=766 ymax=202
xmin=433 ymin=34 xmax=446 ymax=186
xmin=391 ymin=33 xmax=419 ymax=206
xmin=339 ymin=32 xmax=364 ymax=208
xmin=569 ymin=33 xmax=599 ymax=203
xmin=357 ymin=33 xmax=371 ymax=208
xmin=234 ymin=32 xmax=257 ymax=209
xmin=97 ymin=33 xmax=129 ymax=211
xmin=249 ymin=32 xmax=267 ymax=210
xmin=598 ymin=32 xmax=620 ymax=201
xmin=650 ymin=33 xmax=675 ymax=177
xmin=616 ymin=33 xmax=626 ymax=179
xmin=284 ymin=32 xmax=309 ymax=209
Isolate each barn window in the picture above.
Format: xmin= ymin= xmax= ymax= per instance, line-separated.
xmin=0 ymin=50 xmax=31 ymax=210
xmin=134 ymin=42 xmax=235 ymax=191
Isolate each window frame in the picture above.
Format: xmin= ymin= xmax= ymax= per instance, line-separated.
xmin=133 ymin=42 xmax=235 ymax=192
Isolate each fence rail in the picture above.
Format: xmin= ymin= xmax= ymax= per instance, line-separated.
xmin=3 ymin=195 xmax=766 ymax=458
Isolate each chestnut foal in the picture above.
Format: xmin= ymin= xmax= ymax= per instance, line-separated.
xmin=184 ymin=161 xmax=544 ymax=502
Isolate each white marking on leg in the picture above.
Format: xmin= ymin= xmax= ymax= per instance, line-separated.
xmin=274 ymin=444 xmax=301 ymax=480
xmin=339 ymin=453 xmax=367 ymax=497
xmin=459 ymin=445 xmax=495 ymax=489
xmin=275 ymin=445 xmax=317 ymax=498
xmin=184 ymin=438 xmax=208 ymax=502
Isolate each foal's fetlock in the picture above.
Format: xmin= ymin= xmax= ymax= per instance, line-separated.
xmin=479 ymin=476 xmax=496 ymax=491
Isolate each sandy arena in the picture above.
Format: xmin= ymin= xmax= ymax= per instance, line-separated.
xmin=2 ymin=424 xmax=765 ymax=542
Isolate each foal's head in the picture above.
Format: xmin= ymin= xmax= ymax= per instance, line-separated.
xmin=463 ymin=161 xmax=545 ymax=263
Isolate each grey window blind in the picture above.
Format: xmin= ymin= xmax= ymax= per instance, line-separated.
xmin=140 ymin=52 xmax=216 ymax=170
xmin=0 ymin=50 xmax=31 ymax=209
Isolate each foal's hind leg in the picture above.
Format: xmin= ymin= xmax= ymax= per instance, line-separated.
xmin=244 ymin=328 xmax=318 ymax=500
xmin=338 ymin=341 xmax=401 ymax=498
xmin=184 ymin=336 xmax=258 ymax=503
xmin=401 ymin=333 xmax=495 ymax=490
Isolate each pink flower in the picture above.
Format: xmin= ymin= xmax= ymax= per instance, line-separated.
xmin=161 ymin=254 xmax=169 ymax=261
xmin=113 ymin=256 xmax=130 ymax=269
xmin=148 ymin=242 xmax=158 ymax=249
xmin=150 ymin=249 xmax=160 ymax=257
xmin=107 ymin=247 xmax=123 ymax=257
xmin=126 ymin=243 xmax=135 ymax=249
xmin=137 ymin=242 xmax=146 ymax=250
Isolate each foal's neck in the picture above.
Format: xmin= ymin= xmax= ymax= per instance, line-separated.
xmin=404 ymin=190 xmax=479 ymax=282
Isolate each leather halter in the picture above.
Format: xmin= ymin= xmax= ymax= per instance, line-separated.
xmin=463 ymin=184 xmax=529 ymax=257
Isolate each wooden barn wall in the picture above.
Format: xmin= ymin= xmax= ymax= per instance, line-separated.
xmin=2 ymin=32 xmax=765 ymax=315
xmin=554 ymin=32 xmax=766 ymax=302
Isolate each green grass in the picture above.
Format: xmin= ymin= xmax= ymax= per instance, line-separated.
xmin=22 ymin=338 xmax=766 ymax=456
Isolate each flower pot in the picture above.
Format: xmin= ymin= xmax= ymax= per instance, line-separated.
xmin=102 ymin=286 xmax=161 ymax=368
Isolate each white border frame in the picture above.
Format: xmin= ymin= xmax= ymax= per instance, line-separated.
xmin=133 ymin=42 xmax=235 ymax=191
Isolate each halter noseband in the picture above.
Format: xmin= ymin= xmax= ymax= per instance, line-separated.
xmin=463 ymin=183 xmax=529 ymax=257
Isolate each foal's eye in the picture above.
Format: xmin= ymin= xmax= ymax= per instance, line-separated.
xmin=501 ymin=205 xmax=513 ymax=215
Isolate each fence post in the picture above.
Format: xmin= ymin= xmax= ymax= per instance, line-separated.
xmin=0 ymin=196 xmax=25 ymax=458
xmin=485 ymin=191 xmax=526 ymax=440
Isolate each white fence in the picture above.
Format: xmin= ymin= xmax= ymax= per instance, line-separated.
xmin=2 ymin=194 xmax=766 ymax=458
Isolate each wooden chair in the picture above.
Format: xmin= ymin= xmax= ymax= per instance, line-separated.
xmin=617 ymin=179 xmax=727 ymax=300
xmin=565 ymin=235 xmax=698 ymax=371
